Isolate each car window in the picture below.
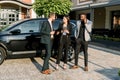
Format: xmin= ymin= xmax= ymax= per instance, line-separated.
xmin=53 ymin=20 xmax=61 ymax=30
xmin=39 ymin=20 xmax=44 ymax=32
xmin=70 ymin=22 xmax=77 ymax=36
xmin=11 ymin=20 xmax=40 ymax=33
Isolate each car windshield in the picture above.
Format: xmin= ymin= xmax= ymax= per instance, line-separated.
xmin=1 ymin=19 xmax=29 ymax=31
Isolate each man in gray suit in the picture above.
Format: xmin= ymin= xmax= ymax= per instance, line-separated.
xmin=40 ymin=13 xmax=56 ymax=74
xmin=71 ymin=13 xmax=92 ymax=71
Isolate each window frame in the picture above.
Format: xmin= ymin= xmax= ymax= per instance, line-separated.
xmin=77 ymin=0 xmax=93 ymax=5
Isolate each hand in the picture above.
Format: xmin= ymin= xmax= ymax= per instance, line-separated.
xmin=61 ymin=30 xmax=63 ymax=33
xmin=50 ymin=31 xmax=55 ymax=35
xmin=81 ymin=20 xmax=85 ymax=28
xmin=56 ymin=32 xmax=60 ymax=35
xmin=81 ymin=19 xmax=87 ymax=24
xmin=81 ymin=20 xmax=85 ymax=25
xmin=64 ymin=30 xmax=69 ymax=34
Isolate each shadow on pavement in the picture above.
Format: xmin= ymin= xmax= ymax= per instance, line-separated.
xmin=79 ymin=53 xmax=106 ymax=69
xmin=30 ymin=57 xmax=42 ymax=72
xmin=95 ymin=67 xmax=120 ymax=80
xmin=7 ymin=54 xmax=43 ymax=72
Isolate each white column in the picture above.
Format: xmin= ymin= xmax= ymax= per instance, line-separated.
xmin=31 ymin=0 xmax=37 ymax=18
xmin=31 ymin=9 xmax=37 ymax=18
xmin=19 ymin=6 xmax=22 ymax=20
xmin=90 ymin=8 xmax=94 ymax=28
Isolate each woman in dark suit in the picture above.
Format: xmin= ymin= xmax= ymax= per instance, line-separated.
xmin=56 ymin=15 xmax=72 ymax=70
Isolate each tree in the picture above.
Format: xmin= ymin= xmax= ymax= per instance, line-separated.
xmin=32 ymin=0 xmax=72 ymax=17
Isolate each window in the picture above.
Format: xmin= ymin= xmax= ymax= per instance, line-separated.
xmin=39 ymin=20 xmax=44 ymax=31
xmin=78 ymin=0 xmax=93 ymax=5
xmin=53 ymin=20 xmax=61 ymax=30
xmin=112 ymin=11 xmax=120 ymax=30
xmin=11 ymin=20 xmax=40 ymax=33
xmin=79 ymin=0 xmax=86 ymax=2
xmin=0 ymin=9 xmax=19 ymax=27
xmin=111 ymin=11 xmax=120 ymax=38
xmin=79 ymin=0 xmax=90 ymax=2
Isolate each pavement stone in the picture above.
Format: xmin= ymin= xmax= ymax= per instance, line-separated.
xmin=0 ymin=47 xmax=120 ymax=80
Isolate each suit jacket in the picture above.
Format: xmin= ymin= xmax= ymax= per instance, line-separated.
xmin=57 ymin=22 xmax=72 ymax=37
xmin=40 ymin=20 xmax=52 ymax=44
xmin=57 ymin=22 xmax=72 ymax=44
xmin=75 ymin=19 xmax=92 ymax=41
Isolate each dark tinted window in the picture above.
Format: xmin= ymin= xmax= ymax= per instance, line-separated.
xmin=39 ymin=20 xmax=44 ymax=32
xmin=11 ymin=20 xmax=40 ymax=33
xmin=70 ymin=22 xmax=77 ymax=36
xmin=53 ymin=20 xmax=61 ymax=30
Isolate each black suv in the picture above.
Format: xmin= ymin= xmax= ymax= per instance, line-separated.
xmin=0 ymin=18 xmax=76 ymax=65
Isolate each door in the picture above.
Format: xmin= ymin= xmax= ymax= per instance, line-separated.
xmin=111 ymin=11 xmax=120 ymax=37
xmin=7 ymin=19 xmax=42 ymax=52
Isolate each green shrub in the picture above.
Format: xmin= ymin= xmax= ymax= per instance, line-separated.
xmin=119 ymin=70 xmax=120 ymax=76
xmin=92 ymin=35 xmax=120 ymax=42
xmin=0 ymin=25 xmax=9 ymax=31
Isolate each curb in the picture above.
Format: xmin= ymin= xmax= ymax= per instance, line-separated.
xmin=88 ymin=44 xmax=120 ymax=55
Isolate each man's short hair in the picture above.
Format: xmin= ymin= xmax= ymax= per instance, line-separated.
xmin=80 ymin=13 xmax=87 ymax=16
xmin=48 ymin=12 xmax=55 ymax=18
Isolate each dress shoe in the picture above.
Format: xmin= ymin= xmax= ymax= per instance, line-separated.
xmin=70 ymin=65 xmax=79 ymax=69
xmin=41 ymin=69 xmax=51 ymax=74
xmin=47 ymin=69 xmax=51 ymax=73
xmin=55 ymin=64 xmax=59 ymax=70
xmin=63 ymin=64 xmax=67 ymax=70
xmin=84 ymin=66 xmax=88 ymax=71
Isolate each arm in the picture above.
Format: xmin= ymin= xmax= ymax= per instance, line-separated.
xmin=85 ymin=21 xmax=93 ymax=33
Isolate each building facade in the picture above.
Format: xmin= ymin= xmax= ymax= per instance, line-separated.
xmin=0 ymin=0 xmax=36 ymax=27
xmin=1 ymin=0 xmax=120 ymax=32
xmin=71 ymin=0 xmax=120 ymax=31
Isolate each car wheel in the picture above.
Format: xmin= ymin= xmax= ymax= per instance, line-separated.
xmin=67 ymin=46 xmax=75 ymax=61
xmin=0 ymin=47 xmax=6 ymax=65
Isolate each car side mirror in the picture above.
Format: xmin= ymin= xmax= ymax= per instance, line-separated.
xmin=10 ymin=29 xmax=21 ymax=34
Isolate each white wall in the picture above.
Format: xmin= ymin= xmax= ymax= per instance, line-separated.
xmin=19 ymin=6 xmax=22 ymax=20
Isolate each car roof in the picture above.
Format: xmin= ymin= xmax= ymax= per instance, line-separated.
xmin=2 ymin=18 xmax=48 ymax=31
xmin=2 ymin=18 xmax=76 ymax=31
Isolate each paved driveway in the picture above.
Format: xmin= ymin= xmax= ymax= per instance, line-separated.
xmin=0 ymin=47 xmax=120 ymax=80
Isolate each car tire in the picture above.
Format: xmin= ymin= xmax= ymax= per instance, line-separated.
xmin=67 ymin=46 xmax=75 ymax=61
xmin=0 ymin=47 xmax=6 ymax=65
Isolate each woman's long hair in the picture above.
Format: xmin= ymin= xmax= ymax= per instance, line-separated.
xmin=63 ymin=15 xmax=70 ymax=24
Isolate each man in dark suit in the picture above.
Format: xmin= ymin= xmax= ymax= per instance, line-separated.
xmin=40 ymin=13 xmax=56 ymax=74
